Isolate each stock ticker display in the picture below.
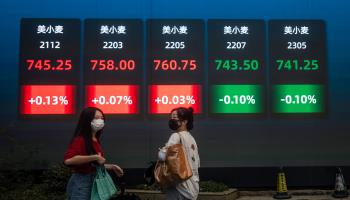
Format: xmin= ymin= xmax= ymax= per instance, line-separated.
xmin=19 ymin=18 xmax=327 ymax=117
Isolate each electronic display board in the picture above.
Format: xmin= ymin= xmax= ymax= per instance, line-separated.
xmin=18 ymin=18 xmax=327 ymax=117
xmin=19 ymin=19 xmax=80 ymax=115
xmin=269 ymin=20 xmax=327 ymax=115
xmin=7 ymin=0 xmax=350 ymax=174
xmin=208 ymin=20 xmax=265 ymax=115
xmin=83 ymin=19 xmax=143 ymax=114
xmin=147 ymin=19 xmax=204 ymax=114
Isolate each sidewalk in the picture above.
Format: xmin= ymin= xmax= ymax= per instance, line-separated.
xmin=238 ymin=195 xmax=350 ymax=200
xmin=238 ymin=190 xmax=350 ymax=200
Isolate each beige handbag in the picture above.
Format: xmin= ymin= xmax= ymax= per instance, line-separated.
xmin=154 ymin=134 xmax=193 ymax=187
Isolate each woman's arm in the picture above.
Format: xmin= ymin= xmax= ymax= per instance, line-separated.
xmin=105 ymin=164 xmax=124 ymax=177
xmin=64 ymin=154 xmax=105 ymax=166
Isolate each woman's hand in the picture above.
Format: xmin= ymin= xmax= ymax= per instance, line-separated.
xmin=158 ymin=147 xmax=167 ymax=161
xmin=112 ymin=164 xmax=124 ymax=177
xmin=95 ymin=154 xmax=106 ymax=165
xmin=106 ymin=164 xmax=124 ymax=177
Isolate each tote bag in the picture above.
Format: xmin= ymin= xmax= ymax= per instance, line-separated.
xmin=91 ymin=166 xmax=118 ymax=200
xmin=154 ymin=134 xmax=193 ymax=187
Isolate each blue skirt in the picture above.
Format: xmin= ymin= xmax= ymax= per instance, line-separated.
xmin=67 ymin=173 xmax=95 ymax=200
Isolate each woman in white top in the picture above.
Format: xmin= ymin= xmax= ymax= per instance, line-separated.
xmin=160 ymin=107 xmax=200 ymax=200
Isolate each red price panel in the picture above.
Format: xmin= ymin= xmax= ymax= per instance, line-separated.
xmin=149 ymin=85 xmax=202 ymax=114
xmin=84 ymin=19 xmax=142 ymax=115
xmin=86 ymin=85 xmax=139 ymax=114
xmin=20 ymin=85 xmax=75 ymax=114
xmin=19 ymin=19 xmax=80 ymax=116
xmin=147 ymin=20 xmax=204 ymax=114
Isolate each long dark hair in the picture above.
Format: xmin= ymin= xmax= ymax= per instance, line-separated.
xmin=71 ymin=107 xmax=105 ymax=155
xmin=171 ymin=107 xmax=194 ymax=130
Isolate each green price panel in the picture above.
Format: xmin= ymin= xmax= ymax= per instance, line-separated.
xmin=211 ymin=85 xmax=263 ymax=114
xmin=208 ymin=20 xmax=265 ymax=115
xmin=272 ymin=84 xmax=324 ymax=113
xmin=269 ymin=20 xmax=327 ymax=115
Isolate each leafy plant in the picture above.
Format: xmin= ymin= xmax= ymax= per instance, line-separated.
xmin=134 ymin=180 xmax=229 ymax=193
xmin=0 ymin=164 xmax=70 ymax=200
xmin=134 ymin=183 xmax=161 ymax=191
xmin=199 ymin=180 xmax=229 ymax=192
xmin=41 ymin=163 xmax=71 ymax=193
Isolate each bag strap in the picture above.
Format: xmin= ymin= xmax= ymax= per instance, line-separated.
xmin=176 ymin=132 xmax=183 ymax=144
xmin=95 ymin=165 xmax=107 ymax=177
xmin=177 ymin=132 xmax=189 ymax=154
xmin=177 ymin=133 xmax=191 ymax=162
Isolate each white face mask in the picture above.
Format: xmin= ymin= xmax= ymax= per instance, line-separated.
xmin=91 ymin=119 xmax=104 ymax=132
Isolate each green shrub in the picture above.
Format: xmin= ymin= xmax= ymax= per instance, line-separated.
xmin=0 ymin=164 xmax=70 ymax=200
xmin=42 ymin=163 xmax=71 ymax=193
xmin=134 ymin=180 xmax=229 ymax=193
xmin=199 ymin=180 xmax=229 ymax=192
xmin=134 ymin=183 xmax=161 ymax=191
